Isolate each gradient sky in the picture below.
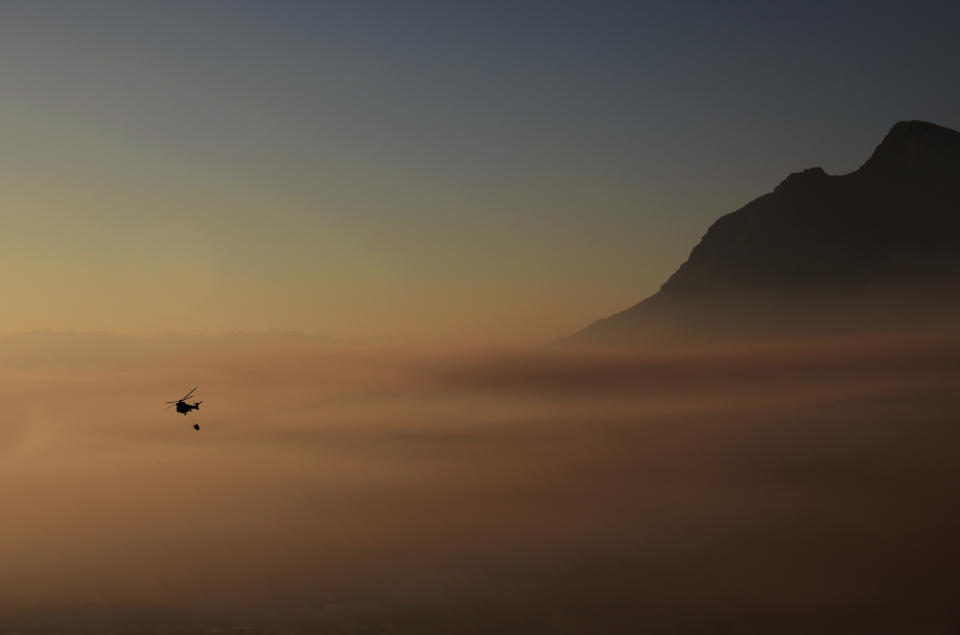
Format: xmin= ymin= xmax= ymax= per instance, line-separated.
xmin=1 ymin=1 xmax=959 ymax=343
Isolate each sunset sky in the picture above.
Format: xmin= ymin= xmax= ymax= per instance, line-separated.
xmin=2 ymin=1 xmax=959 ymax=343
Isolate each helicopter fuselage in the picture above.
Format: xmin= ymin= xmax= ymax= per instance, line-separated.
xmin=175 ymin=400 xmax=200 ymax=414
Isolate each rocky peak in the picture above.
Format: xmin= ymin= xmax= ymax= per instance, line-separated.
xmin=860 ymin=120 xmax=960 ymax=175
xmin=774 ymin=166 xmax=829 ymax=193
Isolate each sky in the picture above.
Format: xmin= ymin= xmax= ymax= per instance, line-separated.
xmin=1 ymin=1 xmax=959 ymax=343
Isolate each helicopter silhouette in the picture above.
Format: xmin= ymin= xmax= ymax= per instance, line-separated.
xmin=165 ymin=386 xmax=203 ymax=430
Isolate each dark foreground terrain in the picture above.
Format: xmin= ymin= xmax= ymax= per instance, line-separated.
xmin=1 ymin=333 xmax=958 ymax=633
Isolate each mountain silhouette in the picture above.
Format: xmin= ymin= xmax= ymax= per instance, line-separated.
xmin=560 ymin=120 xmax=960 ymax=346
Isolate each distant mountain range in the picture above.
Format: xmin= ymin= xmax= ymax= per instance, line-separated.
xmin=0 ymin=331 xmax=392 ymax=367
xmin=560 ymin=120 xmax=960 ymax=346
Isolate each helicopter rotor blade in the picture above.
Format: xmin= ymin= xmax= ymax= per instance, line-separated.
xmin=180 ymin=386 xmax=198 ymax=401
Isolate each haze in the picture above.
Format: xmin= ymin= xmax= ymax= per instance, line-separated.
xmin=2 ymin=334 xmax=958 ymax=632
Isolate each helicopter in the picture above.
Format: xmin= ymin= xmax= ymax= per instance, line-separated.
xmin=165 ymin=386 xmax=203 ymax=430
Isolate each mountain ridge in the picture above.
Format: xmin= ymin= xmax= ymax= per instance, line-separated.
xmin=560 ymin=120 xmax=960 ymax=347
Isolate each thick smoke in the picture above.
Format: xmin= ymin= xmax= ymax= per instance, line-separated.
xmin=1 ymin=333 xmax=958 ymax=633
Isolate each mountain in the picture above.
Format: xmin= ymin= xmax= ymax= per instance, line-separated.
xmin=560 ymin=120 xmax=960 ymax=347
